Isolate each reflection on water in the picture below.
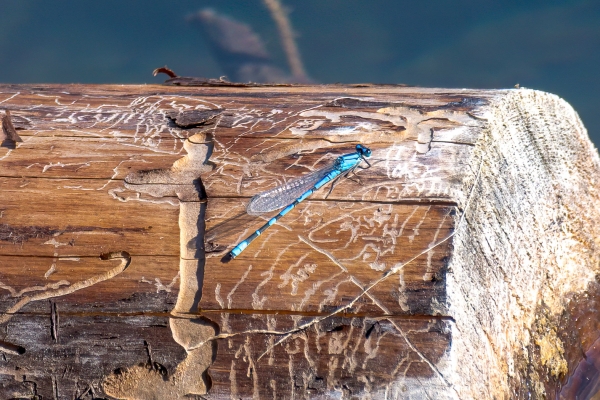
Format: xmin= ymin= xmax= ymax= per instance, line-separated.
xmin=560 ymin=337 xmax=600 ymax=399
xmin=558 ymin=276 xmax=600 ymax=400
xmin=0 ymin=0 xmax=598 ymax=144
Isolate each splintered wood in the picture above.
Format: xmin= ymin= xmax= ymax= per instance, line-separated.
xmin=0 ymin=84 xmax=598 ymax=399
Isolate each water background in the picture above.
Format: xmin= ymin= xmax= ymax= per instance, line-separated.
xmin=0 ymin=0 xmax=598 ymax=145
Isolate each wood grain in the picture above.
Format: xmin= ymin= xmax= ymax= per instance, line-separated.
xmin=0 ymin=84 xmax=597 ymax=399
xmin=203 ymin=200 xmax=453 ymax=315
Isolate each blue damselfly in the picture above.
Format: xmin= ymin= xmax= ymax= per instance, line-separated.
xmin=222 ymin=144 xmax=372 ymax=262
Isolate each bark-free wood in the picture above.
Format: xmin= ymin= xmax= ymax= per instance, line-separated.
xmin=0 ymin=84 xmax=598 ymax=399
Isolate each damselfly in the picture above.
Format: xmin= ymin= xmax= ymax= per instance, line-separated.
xmin=222 ymin=144 xmax=372 ymax=262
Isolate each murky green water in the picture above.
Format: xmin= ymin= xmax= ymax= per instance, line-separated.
xmin=0 ymin=0 xmax=598 ymax=144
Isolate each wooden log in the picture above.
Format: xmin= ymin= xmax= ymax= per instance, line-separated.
xmin=0 ymin=83 xmax=598 ymax=399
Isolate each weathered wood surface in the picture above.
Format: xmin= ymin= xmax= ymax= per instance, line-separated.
xmin=0 ymin=83 xmax=598 ymax=399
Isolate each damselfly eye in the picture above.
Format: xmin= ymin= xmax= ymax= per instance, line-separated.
xmin=356 ymin=144 xmax=372 ymax=157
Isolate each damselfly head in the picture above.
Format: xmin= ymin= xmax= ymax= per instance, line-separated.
xmin=356 ymin=144 xmax=372 ymax=158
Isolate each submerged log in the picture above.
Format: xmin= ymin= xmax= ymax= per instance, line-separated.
xmin=0 ymin=83 xmax=598 ymax=399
